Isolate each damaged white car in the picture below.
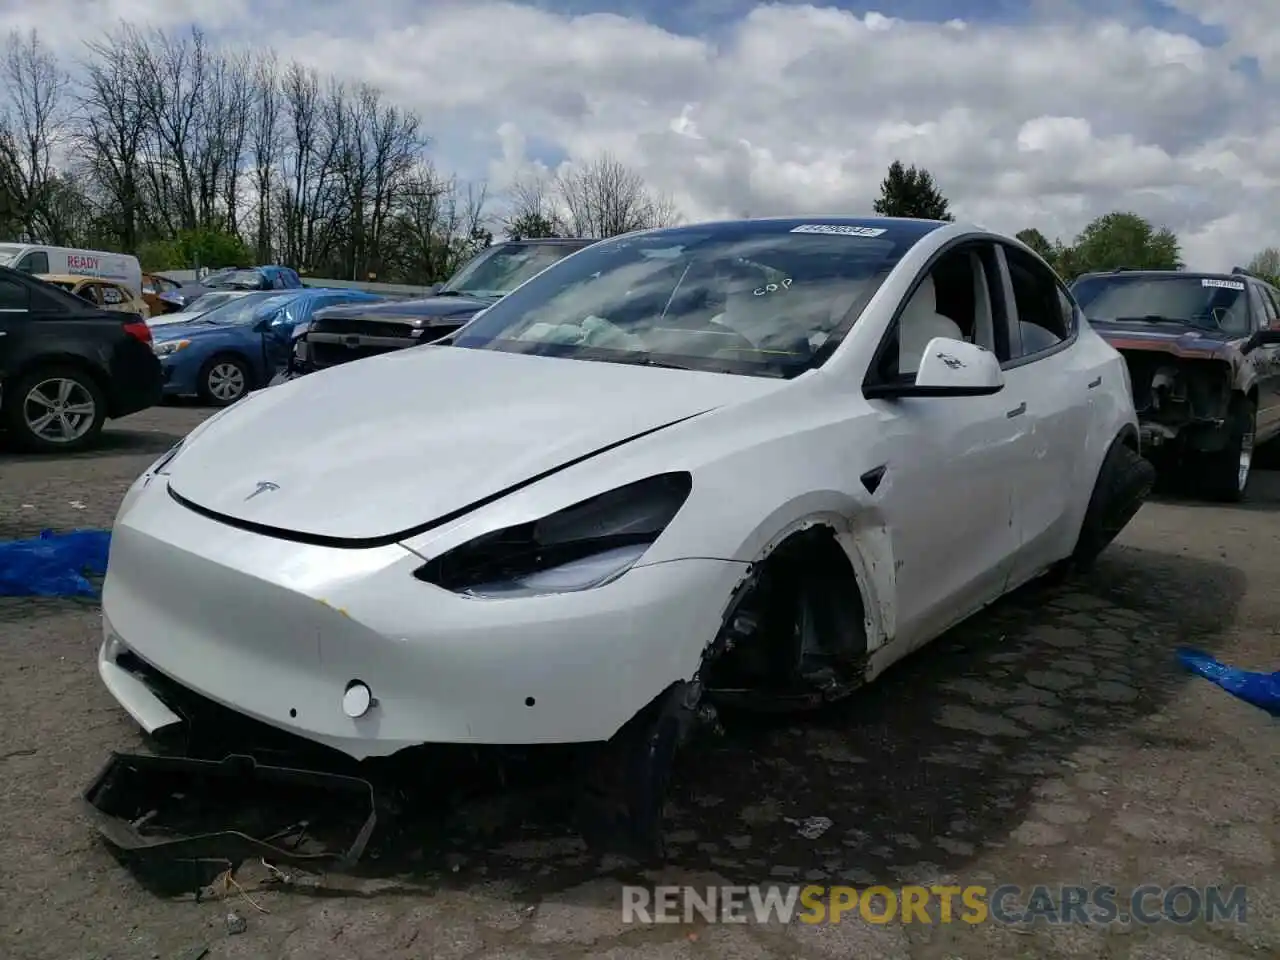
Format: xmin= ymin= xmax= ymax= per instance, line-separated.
xmin=99 ymin=217 xmax=1153 ymax=856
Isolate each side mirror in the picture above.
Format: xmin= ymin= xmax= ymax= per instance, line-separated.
xmin=429 ymin=282 xmax=443 ymax=294
xmin=1245 ymin=329 xmax=1280 ymax=353
xmin=864 ymin=337 xmax=1005 ymax=399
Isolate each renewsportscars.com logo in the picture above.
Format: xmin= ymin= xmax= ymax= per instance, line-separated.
xmin=622 ymin=884 xmax=1249 ymax=926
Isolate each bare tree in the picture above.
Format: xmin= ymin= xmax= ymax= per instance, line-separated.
xmin=502 ymin=170 xmax=561 ymax=239
xmin=1247 ymin=247 xmax=1280 ymax=284
xmin=386 ymin=164 xmax=489 ymax=283
xmin=0 ymin=28 xmax=70 ymax=240
xmin=553 ymin=152 xmax=679 ymax=238
xmin=77 ymin=25 xmax=151 ymax=250
xmin=248 ymin=50 xmax=279 ymax=261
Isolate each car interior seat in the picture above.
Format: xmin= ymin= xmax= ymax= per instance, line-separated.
xmin=970 ymin=253 xmax=997 ymax=353
xmin=899 ymin=273 xmax=964 ymax=376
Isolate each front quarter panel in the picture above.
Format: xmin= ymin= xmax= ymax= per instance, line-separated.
xmin=397 ymin=377 xmax=901 ymax=650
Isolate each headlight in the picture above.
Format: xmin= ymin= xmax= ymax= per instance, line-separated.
xmin=153 ymin=339 xmax=190 ymax=356
xmin=414 ymin=472 xmax=692 ymax=598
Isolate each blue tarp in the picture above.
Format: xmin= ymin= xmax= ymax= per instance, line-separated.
xmin=0 ymin=529 xmax=111 ymax=598
xmin=1177 ymin=647 xmax=1280 ymax=718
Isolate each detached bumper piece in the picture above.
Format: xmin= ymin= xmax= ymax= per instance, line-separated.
xmin=82 ymin=751 xmax=377 ymax=893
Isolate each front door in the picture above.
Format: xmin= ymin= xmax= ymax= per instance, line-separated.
xmin=862 ymin=242 xmax=1028 ymax=651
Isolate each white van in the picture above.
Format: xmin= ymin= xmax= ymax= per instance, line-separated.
xmin=0 ymin=243 xmax=143 ymax=296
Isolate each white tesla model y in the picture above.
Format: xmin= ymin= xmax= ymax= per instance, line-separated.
xmin=98 ymin=217 xmax=1153 ymax=855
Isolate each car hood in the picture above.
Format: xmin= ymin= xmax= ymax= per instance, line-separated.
xmin=1091 ymin=321 xmax=1243 ymax=360
xmin=315 ymin=294 xmax=493 ymax=324
xmin=152 ymin=320 xmax=246 ymax=342
xmin=165 ymin=346 xmax=787 ymax=542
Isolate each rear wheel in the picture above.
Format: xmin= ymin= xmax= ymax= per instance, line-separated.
xmin=2 ymin=365 xmax=107 ymax=453
xmin=1191 ymin=397 xmax=1255 ymax=503
xmin=198 ymin=355 xmax=251 ymax=406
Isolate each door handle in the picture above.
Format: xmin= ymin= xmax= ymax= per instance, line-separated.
xmin=1087 ymin=376 xmax=1102 ymax=389
xmin=1006 ymin=402 xmax=1027 ymax=418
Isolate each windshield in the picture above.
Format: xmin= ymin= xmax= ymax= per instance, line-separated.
xmin=193 ymin=291 xmax=295 ymax=326
xmin=0 ymin=244 xmax=23 ymax=265
xmin=441 ymin=243 xmax=587 ymax=298
xmin=46 ymin=280 xmax=77 ymax=292
xmin=453 ymin=221 xmax=928 ymax=377
xmin=1071 ymin=274 xmax=1252 ymax=336
xmin=205 ymin=269 xmax=268 ymax=290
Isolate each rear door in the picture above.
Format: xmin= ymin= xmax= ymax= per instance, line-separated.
xmin=995 ymin=243 xmax=1097 ymax=584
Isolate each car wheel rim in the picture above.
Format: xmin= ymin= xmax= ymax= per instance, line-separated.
xmin=23 ymin=377 xmax=97 ymax=443
xmin=1238 ymin=423 xmax=1254 ymax=491
xmin=208 ymin=363 xmax=246 ymax=401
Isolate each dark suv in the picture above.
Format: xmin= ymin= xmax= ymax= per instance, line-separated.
xmin=0 ymin=266 xmax=162 ymax=452
xmin=292 ymin=238 xmax=595 ymax=375
xmin=1071 ymin=266 xmax=1280 ymax=501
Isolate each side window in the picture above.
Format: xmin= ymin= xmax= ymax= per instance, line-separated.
xmin=14 ymin=251 xmax=49 ymax=273
xmin=1265 ymin=286 xmax=1280 ymax=327
xmin=1250 ymin=283 xmax=1277 ymax=330
xmin=101 ymin=284 xmax=125 ymax=305
xmin=870 ymin=242 xmax=1009 ymax=383
xmin=1002 ymin=246 xmax=1071 ymax=360
xmin=0 ymin=278 xmax=30 ymax=310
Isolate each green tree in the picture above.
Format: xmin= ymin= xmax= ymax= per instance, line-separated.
xmin=138 ymin=227 xmax=251 ymax=272
xmin=872 ymin=160 xmax=954 ymax=221
xmin=1247 ymin=247 xmax=1280 ymax=286
xmin=1016 ymin=228 xmax=1055 ymax=261
xmin=507 ymin=211 xmax=559 ymax=240
xmin=1067 ymin=211 xmax=1182 ymax=278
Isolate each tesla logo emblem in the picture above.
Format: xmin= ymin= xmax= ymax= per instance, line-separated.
xmin=244 ymin=481 xmax=280 ymax=501
xmin=936 ymin=352 xmax=965 ymax=369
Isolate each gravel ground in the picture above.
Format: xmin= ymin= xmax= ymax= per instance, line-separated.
xmin=0 ymin=404 xmax=1276 ymax=960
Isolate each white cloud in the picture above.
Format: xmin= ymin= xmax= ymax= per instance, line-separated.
xmin=2 ymin=0 xmax=1278 ymax=269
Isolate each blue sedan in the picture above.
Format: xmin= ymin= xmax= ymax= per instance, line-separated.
xmin=151 ymin=288 xmax=383 ymax=405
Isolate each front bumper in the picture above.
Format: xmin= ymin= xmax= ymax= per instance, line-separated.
xmin=100 ymin=478 xmax=743 ymax=759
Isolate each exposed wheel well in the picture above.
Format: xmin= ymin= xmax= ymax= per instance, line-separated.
xmin=701 ymin=524 xmax=870 ymax=710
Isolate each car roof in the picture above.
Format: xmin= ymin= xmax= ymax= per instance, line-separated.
xmin=1074 ymin=268 xmax=1267 ymax=284
xmin=37 ymin=273 xmax=124 ymax=285
xmin=500 ymin=238 xmax=595 ymax=247
xmin=614 ymin=215 xmax=951 ymax=242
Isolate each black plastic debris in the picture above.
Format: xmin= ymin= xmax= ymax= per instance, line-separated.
xmin=82 ymin=751 xmax=377 ymax=891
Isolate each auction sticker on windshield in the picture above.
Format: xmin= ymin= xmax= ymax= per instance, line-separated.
xmin=1202 ymin=279 xmax=1245 ymax=290
xmin=791 ymin=224 xmax=887 ymax=237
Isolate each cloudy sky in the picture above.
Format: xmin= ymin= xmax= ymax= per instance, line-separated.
xmin=1 ymin=0 xmax=1277 ymax=269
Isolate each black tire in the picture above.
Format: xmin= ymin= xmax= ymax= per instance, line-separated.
xmin=197 ymin=354 xmax=251 ymax=407
xmin=1060 ymin=435 xmax=1156 ymax=575
xmin=1191 ymin=396 xmax=1255 ymax=503
xmin=2 ymin=364 xmax=107 ymax=453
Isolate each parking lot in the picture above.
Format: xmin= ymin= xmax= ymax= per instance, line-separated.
xmin=0 ymin=404 xmax=1276 ymax=960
